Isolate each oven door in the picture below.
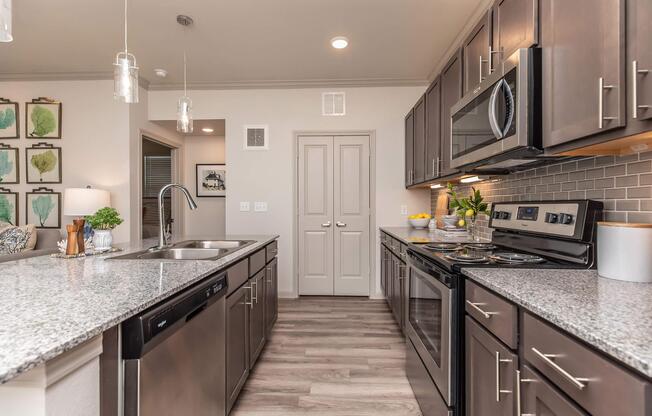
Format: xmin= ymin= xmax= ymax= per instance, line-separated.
xmin=406 ymin=254 xmax=453 ymax=406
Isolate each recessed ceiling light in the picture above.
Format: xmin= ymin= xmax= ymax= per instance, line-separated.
xmin=202 ymin=127 xmax=214 ymax=133
xmin=331 ymin=36 xmax=349 ymax=49
xmin=154 ymin=68 xmax=168 ymax=78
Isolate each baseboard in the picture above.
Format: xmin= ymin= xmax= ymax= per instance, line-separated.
xmin=278 ymin=291 xmax=298 ymax=299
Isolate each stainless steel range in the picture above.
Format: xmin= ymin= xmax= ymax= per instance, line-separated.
xmin=405 ymin=200 xmax=603 ymax=416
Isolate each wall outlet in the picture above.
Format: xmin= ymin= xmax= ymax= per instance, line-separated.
xmin=254 ymin=202 xmax=268 ymax=212
xmin=400 ymin=205 xmax=408 ymax=215
xmin=240 ymin=202 xmax=250 ymax=212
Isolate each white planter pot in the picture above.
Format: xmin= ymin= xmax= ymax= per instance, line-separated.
xmin=92 ymin=230 xmax=113 ymax=251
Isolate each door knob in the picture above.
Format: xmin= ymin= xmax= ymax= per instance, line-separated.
xmin=336 ymin=221 xmax=347 ymax=227
xmin=321 ymin=221 xmax=332 ymax=227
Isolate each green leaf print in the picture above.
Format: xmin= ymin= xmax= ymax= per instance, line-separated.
xmin=0 ymin=150 xmax=13 ymax=182
xmin=0 ymin=108 xmax=16 ymax=130
xmin=0 ymin=194 xmax=14 ymax=225
xmin=30 ymin=150 xmax=57 ymax=181
xmin=30 ymin=105 xmax=56 ymax=137
xmin=32 ymin=195 xmax=55 ymax=227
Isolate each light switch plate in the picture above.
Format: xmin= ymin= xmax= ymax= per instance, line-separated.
xmin=240 ymin=202 xmax=250 ymax=212
xmin=400 ymin=205 xmax=408 ymax=215
xmin=254 ymin=202 xmax=268 ymax=212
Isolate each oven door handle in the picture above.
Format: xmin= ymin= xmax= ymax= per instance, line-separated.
xmin=488 ymin=79 xmax=506 ymax=139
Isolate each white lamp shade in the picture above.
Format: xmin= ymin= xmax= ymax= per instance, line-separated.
xmin=63 ymin=188 xmax=111 ymax=216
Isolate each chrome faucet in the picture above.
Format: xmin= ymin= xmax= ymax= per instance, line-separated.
xmin=158 ymin=184 xmax=198 ymax=248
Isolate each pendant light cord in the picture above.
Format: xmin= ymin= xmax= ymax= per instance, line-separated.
xmin=124 ymin=0 xmax=128 ymax=53
xmin=183 ymin=51 xmax=188 ymax=96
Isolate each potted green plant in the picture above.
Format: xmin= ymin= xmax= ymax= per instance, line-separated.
xmin=447 ymin=183 xmax=490 ymax=241
xmin=86 ymin=207 xmax=123 ymax=251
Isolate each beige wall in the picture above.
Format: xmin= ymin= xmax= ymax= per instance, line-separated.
xmin=148 ymin=87 xmax=431 ymax=297
xmin=183 ymin=135 xmax=226 ymax=236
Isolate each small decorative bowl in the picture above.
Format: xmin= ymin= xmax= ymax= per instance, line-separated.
xmin=409 ymin=218 xmax=430 ymax=229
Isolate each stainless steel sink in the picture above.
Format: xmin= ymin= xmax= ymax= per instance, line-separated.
xmin=108 ymin=240 xmax=255 ymax=261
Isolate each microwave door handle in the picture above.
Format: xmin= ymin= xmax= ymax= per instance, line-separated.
xmin=488 ymin=80 xmax=505 ymax=139
xmin=502 ymin=80 xmax=515 ymax=137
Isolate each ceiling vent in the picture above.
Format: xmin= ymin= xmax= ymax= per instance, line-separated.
xmin=244 ymin=125 xmax=269 ymax=150
xmin=322 ymin=92 xmax=346 ymax=116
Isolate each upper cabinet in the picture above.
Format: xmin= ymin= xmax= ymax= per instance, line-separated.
xmin=440 ymin=50 xmax=464 ymax=178
xmin=629 ymin=0 xmax=652 ymax=122
xmin=492 ymin=0 xmax=538 ymax=62
xmin=463 ymin=11 xmax=492 ymax=95
xmin=405 ymin=110 xmax=414 ymax=187
xmin=425 ymin=78 xmax=441 ymax=181
xmin=540 ymin=0 xmax=626 ymax=148
xmin=413 ymin=96 xmax=427 ymax=184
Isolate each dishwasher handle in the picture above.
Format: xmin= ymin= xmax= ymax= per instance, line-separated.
xmin=122 ymin=271 xmax=228 ymax=359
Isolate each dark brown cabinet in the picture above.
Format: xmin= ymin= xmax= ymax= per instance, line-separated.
xmin=248 ymin=269 xmax=266 ymax=367
xmin=226 ymin=284 xmax=250 ymax=414
xmin=440 ymin=50 xmax=463 ymax=178
xmin=465 ymin=316 xmax=517 ymax=416
xmin=405 ymin=110 xmax=414 ymax=187
xmin=492 ymin=0 xmax=538 ymax=64
xmin=425 ymin=78 xmax=441 ymax=180
xmin=540 ymin=0 xmax=626 ymax=148
xmin=463 ymin=11 xmax=492 ymax=95
xmin=413 ymin=96 xmax=426 ymax=184
xmin=520 ymin=365 xmax=588 ymax=416
xmin=629 ymin=0 xmax=652 ymax=122
xmin=265 ymin=257 xmax=278 ymax=337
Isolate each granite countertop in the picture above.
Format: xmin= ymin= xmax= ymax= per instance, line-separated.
xmin=462 ymin=268 xmax=652 ymax=379
xmin=380 ymin=226 xmax=486 ymax=244
xmin=0 ymin=234 xmax=278 ymax=384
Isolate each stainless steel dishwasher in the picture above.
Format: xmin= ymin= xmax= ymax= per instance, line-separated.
xmin=122 ymin=271 xmax=227 ymax=416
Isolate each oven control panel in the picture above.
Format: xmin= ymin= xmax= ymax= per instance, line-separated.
xmin=490 ymin=202 xmax=582 ymax=238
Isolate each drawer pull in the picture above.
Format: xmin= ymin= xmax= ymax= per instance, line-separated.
xmin=495 ymin=351 xmax=513 ymax=402
xmin=531 ymin=347 xmax=589 ymax=390
xmin=517 ymin=369 xmax=537 ymax=416
xmin=466 ymin=300 xmax=498 ymax=319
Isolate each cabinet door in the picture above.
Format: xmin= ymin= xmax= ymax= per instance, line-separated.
xmin=265 ymin=257 xmax=278 ymax=338
xmin=466 ymin=316 xmax=517 ymax=416
xmin=405 ymin=110 xmax=415 ymax=187
xmin=226 ymin=285 xmax=250 ymax=413
xmin=380 ymin=246 xmax=387 ymax=296
xmin=463 ymin=11 xmax=492 ymax=95
xmin=249 ymin=270 xmax=266 ymax=367
xmin=541 ymin=0 xmax=625 ymax=148
xmin=520 ymin=365 xmax=588 ymax=416
xmin=413 ymin=96 xmax=426 ymax=183
xmin=630 ymin=0 xmax=652 ymax=122
xmin=386 ymin=252 xmax=394 ymax=306
xmin=492 ymin=0 xmax=538 ymax=63
xmin=440 ymin=50 xmax=463 ymax=177
xmin=425 ymin=78 xmax=441 ymax=180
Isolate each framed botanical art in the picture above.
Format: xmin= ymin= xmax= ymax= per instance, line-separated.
xmin=0 ymin=144 xmax=19 ymax=184
xmin=26 ymin=97 xmax=62 ymax=139
xmin=26 ymin=143 xmax=62 ymax=184
xmin=196 ymin=164 xmax=226 ymax=197
xmin=0 ymin=98 xmax=19 ymax=139
xmin=26 ymin=188 xmax=61 ymax=229
xmin=0 ymin=187 xmax=18 ymax=226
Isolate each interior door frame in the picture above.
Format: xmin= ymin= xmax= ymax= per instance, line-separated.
xmin=292 ymin=130 xmax=377 ymax=298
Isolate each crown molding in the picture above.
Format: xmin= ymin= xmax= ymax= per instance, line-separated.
xmin=0 ymin=72 xmax=151 ymax=89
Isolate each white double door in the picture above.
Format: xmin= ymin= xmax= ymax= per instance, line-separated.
xmin=298 ymin=135 xmax=371 ymax=296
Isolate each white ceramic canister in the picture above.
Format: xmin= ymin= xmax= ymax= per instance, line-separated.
xmin=597 ymin=222 xmax=652 ymax=283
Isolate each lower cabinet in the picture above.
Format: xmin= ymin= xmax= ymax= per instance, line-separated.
xmin=226 ymin=284 xmax=250 ymax=413
xmin=520 ymin=365 xmax=588 ymax=416
xmin=265 ymin=257 xmax=278 ymax=338
xmin=380 ymin=234 xmax=407 ymax=333
xmin=249 ymin=269 xmax=267 ymax=367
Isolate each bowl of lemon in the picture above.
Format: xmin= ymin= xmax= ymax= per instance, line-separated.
xmin=408 ymin=213 xmax=431 ymax=229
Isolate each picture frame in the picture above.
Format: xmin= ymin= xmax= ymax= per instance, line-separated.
xmin=0 ymin=98 xmax=19 ymax=139
xmin=0 ymin=187 xmax=18 ymax=226
xmin=26 ymin=97 xmax=62 ymax=139
xmin=26 ymin=143 xmax=62 ymax=184
xmin=0 ymin=143 xmax=19 ymax=184
xmin=196 ymin=164 xmax=226 ymax=197
xmin=26 ymin=187 xmax=61 ymax=229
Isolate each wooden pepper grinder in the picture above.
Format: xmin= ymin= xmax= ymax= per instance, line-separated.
xmin=73 ymin=218 xmax=85 ymax=253
xmin=66 ymin=224 xmax=80 ymax=256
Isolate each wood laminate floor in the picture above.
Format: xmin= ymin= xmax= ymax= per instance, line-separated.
xmin=230 ymin=297 xmax=422 ymax=416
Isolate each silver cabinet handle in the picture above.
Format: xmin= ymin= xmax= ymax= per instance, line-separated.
xmin=252 ymin=280 xmax=258 ymax=304
xmin=321 ymin=221 xmax=332 ymax=227
xmin=495 ymin=351 xmax=513 ymax=402
xmin=488 ymin=46 xmax=501 ymax=75
xmin=598 ymin=77 xmax=617 ymax=128
xmin=517 ymin=369 xmax=536 ymax=416
xmin=431 ymin=158 xmax=436 ymax=177
xmin=633 ymin=60 xmax=651 ymax=119
xmin=479 ymin=55 xmax=484 ymax=83
xmin=466 ymin=300 xmax=498 ymax=319
xmin=266 ymin=266 xmax=272 ymax=283
xmin=335 ymin=221 xmax=346 ymax=227
xmin=244 ymin=285 xmax=254 ymax=309
xmin=530 ymin=347 xmax=589 ymax=390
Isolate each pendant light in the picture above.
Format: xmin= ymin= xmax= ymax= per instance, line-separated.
xmin=113 ymin=0 xmax=139 ymax=103
xmin=0 ymin=0 xmax=12 ymax=43
xmin=177 ymin=15 xmax=193 ymax=133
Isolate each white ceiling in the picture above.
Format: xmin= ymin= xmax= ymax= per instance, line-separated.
xmin=0 ymin=0 xmax=483 ymax=89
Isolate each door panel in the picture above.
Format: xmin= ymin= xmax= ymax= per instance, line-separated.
xmin=334 ymin=136 xmax=370 ymax=296
xmin=425 ymin=78 xmax=441 ymax=180
xmin=630 ymin=0 xmax=652 ymax=122
xmin=226 ymin=286 xmax=249 ymax=413
xmin=493 ymin=0 xmax=538 ymax=63
xmin=413 ymin=96 xmax=426 ymax=183
xmin=463 ymin=12 xmax=492 ymax=95
xmin=440 ymin=50 xmax=463 ymax=177
xmin=249 ymin=271 xmax=266 ymax=367
xmin=405 ymin=110 xmax=414 ymax=186
xmin=298 ymin=136 xmax=334 ymax=295
xmin=520 ymin=365 xmax=588 ymax=416
xmin=265 ymin=257 xmax=278 ymax=337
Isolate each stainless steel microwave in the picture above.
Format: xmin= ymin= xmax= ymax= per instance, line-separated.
xmin=450 ymin=48 xmax=542 ymax=171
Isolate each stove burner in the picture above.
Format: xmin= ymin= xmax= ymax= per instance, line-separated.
xmin=425 ymin=243 xmax=463 ymax=252
xmin=445 ymin=252 xmax=490 ymax=263
xmin=463 ymin=243 xmax=497 ymax=251
xmin=489 ymin=252 xmax=546 ymax=264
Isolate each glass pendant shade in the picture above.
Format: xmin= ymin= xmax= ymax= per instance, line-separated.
xmin=177 ymin=96 xmax=193 ymax=133
xmin=0 ymin=0 xmax=12 ymax=43
xmin=114 ymin=52 xmax=139 ymax=103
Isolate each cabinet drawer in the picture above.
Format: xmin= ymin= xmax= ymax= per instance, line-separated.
xmin=265 ymin=240 xmax=278 ymax=263
xmin=523 ymin=313 xmax=652 ymax=416
xmin=465 ymin=280 xmax=518 ymax=349
xmin=249 ymin=248 xmax=266 ymax=277
xmin=226 ymin=258 xmax=249 ymax=296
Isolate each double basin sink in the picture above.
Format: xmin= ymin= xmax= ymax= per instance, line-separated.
xmin=109 ymin=240 xmax=255 ymax=261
